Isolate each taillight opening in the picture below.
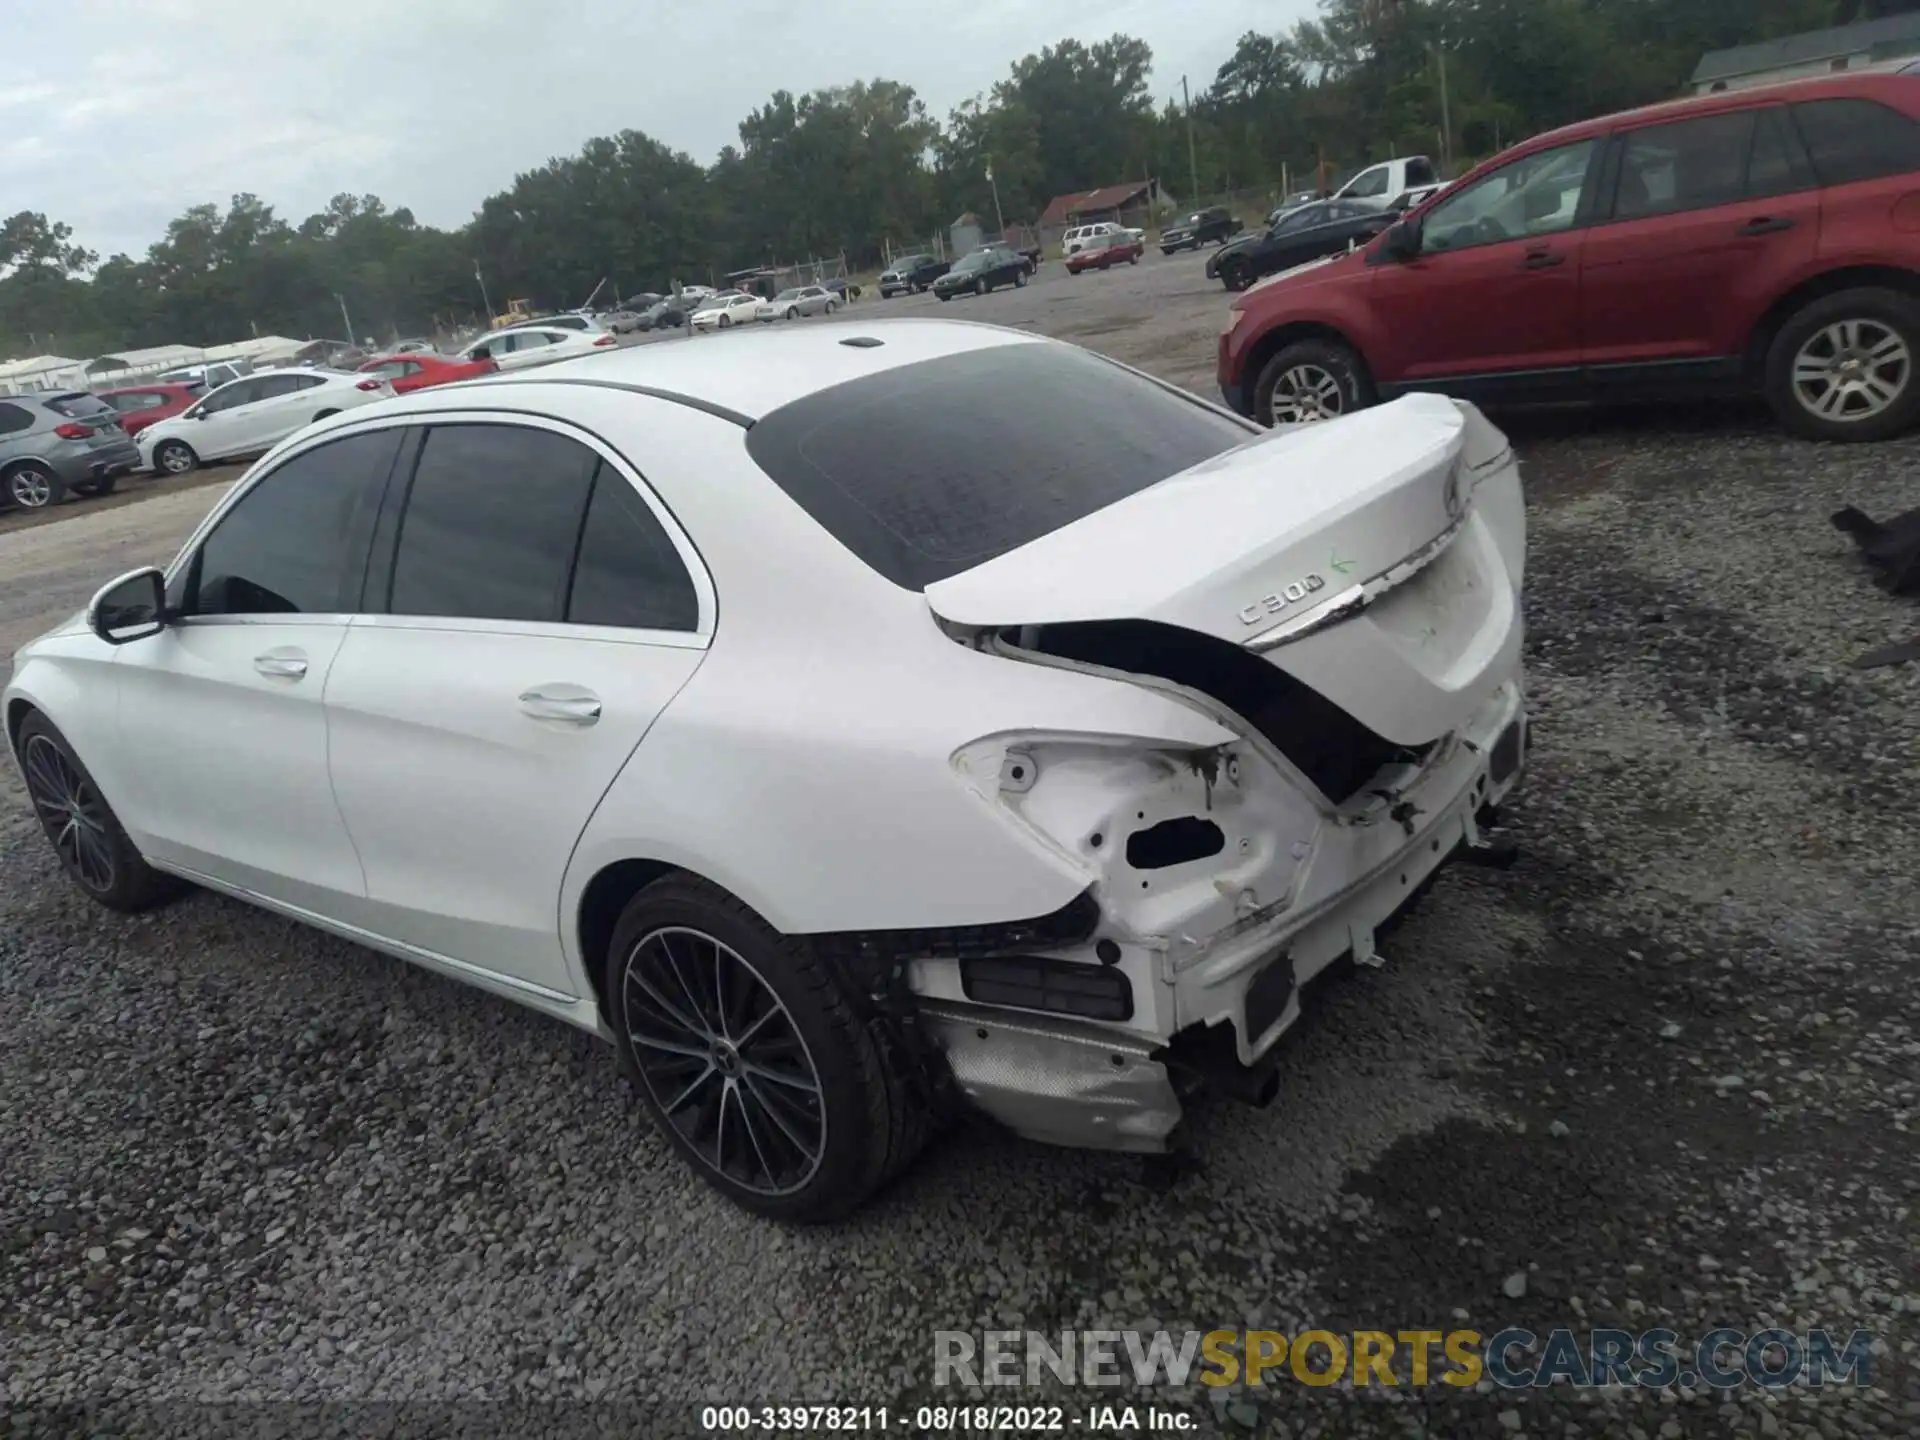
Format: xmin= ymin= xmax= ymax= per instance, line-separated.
xmin=355 ymin=379 xmax=382 ymax=391
xmin=593 ymin=334 xmax=618 ymax=347
xmin=52 ymin=422 xmax=91 ymax=440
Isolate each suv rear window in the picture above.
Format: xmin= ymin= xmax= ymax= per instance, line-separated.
xmin=744 ymin=342 xmax=1251 ymax=590
xmin=1791 ymin=97 xmax=1920 ymax=186
xmin=42 ymin=392 xmax=115 ymax=419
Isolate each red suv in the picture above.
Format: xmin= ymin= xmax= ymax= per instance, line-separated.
xmin=1219 ymin=72 xmax=1920 ymax=442
xmin=93 ymin=382 xmax=202 ymax=438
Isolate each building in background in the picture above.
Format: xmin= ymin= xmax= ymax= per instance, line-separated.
xmin=1691 ymin=13 xmax=1920 ymax=93
xmin=0 ymin=355 xmax=86 ymax=395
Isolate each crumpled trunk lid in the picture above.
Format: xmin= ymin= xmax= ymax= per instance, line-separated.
xmin=925 ymin=393 xmax=1523 ymax=748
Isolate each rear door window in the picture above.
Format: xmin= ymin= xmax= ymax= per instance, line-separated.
xmin=566 ymin=473 xmax=700 ymax=631
xmin=744 ymin=342 xmax=1250 ymax=590
xmin=1790 ymin=97 xmax=1920 ymax=185
xmin=1612 ymin=110 xmax=1757 ymax=220
xmin=0 ymin=403 xmax=34 ymax=435
xmin=385 ymin=423 xmax=597 ymax=623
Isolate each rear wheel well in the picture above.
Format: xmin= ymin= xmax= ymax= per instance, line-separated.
xmin=1745 ymin=266 xmax=1920 ymax=378
xmin=1241 ymin=321 xmax=1372 ymax=398
xmin=578 ymin=859 xmax=682 ymax=1014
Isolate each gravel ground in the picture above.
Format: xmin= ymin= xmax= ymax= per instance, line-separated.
xmin=2 ymin=251 xmax=1918 ymax=1437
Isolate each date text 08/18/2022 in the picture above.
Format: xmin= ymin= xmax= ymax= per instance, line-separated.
xmin=700 ymin=1405 xmax=1193 ymax=1433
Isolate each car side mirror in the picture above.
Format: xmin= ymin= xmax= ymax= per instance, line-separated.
xmin=1380 ymin=220 xmax=1421 ymax=262
xmin=88 ymin=567 xmax=167 ymax=646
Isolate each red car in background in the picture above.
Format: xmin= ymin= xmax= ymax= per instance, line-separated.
xmin=1065 ymin=234 xmax=1145 ymax=273
xmin=357 ymin=351 xmax=498 ymax=394
xmin=1219 ymin=70 xmax=1920 ymax=442
xmin=94 ymin=382 xmax=202 ymax=438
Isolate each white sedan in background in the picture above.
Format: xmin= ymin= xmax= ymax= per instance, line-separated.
xmin=756 ymin=286 xmax=840 ymax=322
xmin=6 ymin=319 xmax=1527 ymax=1223
xmin=138 ymin=369 xmax=393 ymax=475
xmin=460 ymin=325 xmax=618 ymax=372
xmin=690 ymin=294 xmax=764 ymax=331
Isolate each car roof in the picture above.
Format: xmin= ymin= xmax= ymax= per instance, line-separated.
xmin=368 ymin=318 xmax=1043 ymax=424
xmin=1510 ymin=70 xmax=1916 ymax=156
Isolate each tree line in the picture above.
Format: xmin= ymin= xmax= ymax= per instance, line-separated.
xmin=1 ymin=0 xmax=1910 ymax=358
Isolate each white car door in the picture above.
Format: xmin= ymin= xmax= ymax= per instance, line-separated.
xmin=186 ymin=377 xmax=270 ymax=461
xmin=495 ymin=330 xmax=560 ymax=371
xmin=104 ymin=427 xmax=406 ymax=914
xmin=240 ymin=373 xmax=332 ymax=451
xmin=321 ymin=416 xmax=711 ymax=998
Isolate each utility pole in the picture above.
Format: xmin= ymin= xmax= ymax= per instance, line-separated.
xmin=986 ymin=157 xmax=1006 ymax=237
xmin=1182 ymin=75 xmax=1200 ymax=204
xmin=473 ymin=262 xmax=494 ymax=323
xmin=1430 ymin=43 xmax=1454 ymax=174
xmin=336 ymin=293 xmax=355 ymax=346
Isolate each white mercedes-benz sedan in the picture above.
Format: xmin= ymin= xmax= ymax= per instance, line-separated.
xmin=4 ymin=320 xmax=1528 ymax=1221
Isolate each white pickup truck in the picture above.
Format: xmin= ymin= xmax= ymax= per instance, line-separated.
xmin=1332 ymin=155 xmax=1443 ymax=211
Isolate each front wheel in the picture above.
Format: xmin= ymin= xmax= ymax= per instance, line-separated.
xmin=1765 ymin=287 xmax=1920 ymax=442
xmin=17 ymin=711 xmax=185 ymax=912
xmin=607 ymin=875 xmax=928 ymax=1222
xmin=1253 ymin=338 xmax=1376 ymax=427
xmin=824 ymin=300 xmax=837 ymax=314
xmin=1013 ymin=269 xmax=1026 ymax=288
xmin=937 ymin=291 xmax=951 ymax=303
xmin=719 ymin=314 xmax=732 ymax=329
xmin=5 ymin=463 xmax=64 ymax=509
xmin=75 ymin=472 xmax=118 ymax=498
xmin=1220 ymin=257 xmax=1253 ymax=291
xmin=153 ymin=440 xmax=198 ymax=476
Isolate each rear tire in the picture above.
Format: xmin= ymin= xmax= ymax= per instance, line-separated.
xmin=74 ymin=472 xmax=118 ymax=498
xmin=1253 ymin=338 xmax=1376 ymax=427
xmin=153 ymin=440 xmax=198 ymax=476
xmin=4 ymin=463 xmax=64 ymax=509
xmin=16 ymin=711 xmax=187 ymax=913
xmin=606 ymin=874 xmax=928 ymax=1222
xmin=1014 ymin=269 xmax=1026 ymax=287
xmin=1764 ymin=287 xmax=1920 ymax=442
xmin=1221 ymin=256 xmax=1254 ymax=291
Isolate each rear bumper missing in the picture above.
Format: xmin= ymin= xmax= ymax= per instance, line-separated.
xmin=922 ymin=683 xmax=1527 ymax=1152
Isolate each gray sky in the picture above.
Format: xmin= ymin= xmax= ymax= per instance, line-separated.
xmin=1 ymin=0 xmax=1314 ymax=262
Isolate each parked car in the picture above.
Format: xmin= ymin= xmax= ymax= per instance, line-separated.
xmin=602 ymin=310 xmax=650 ymax=334
xmin=1207 ymin=200 xmax=1397 ymax=292
xmin=675 ymin=285 xmax=718 ymax=309
xmin=1000 ymin=225 xmax=1045 ymax=269
xmin=1064 ymin=233 xmax=1145 ymax=273
xmin=1161 ymin=206 xmax=1245 ymax=253
xmin=819 ymin=275 xmax=863 ymax=300
xmin=690 ymin=294 xmax=764 ymax=330
xmin=388 ymin=339 xmax=438 ymax=355
xmin=1219 ymin=70 xmax=1920 ymax=442
xmin=1330 ymin=155 xmax=1441 ymax=211
xmin=1063 ymin=222 xmax=1129 ymax=256
xmin=94 ymin=382 xmax=204 ymax=438
xmin=136 ymin=370 xmax=392 ymax=476
xmin=755 ymin=286 xmax=840 ymax=321
xmin=157 ymin=361 xmax=249 ymax=390
xmin=879 ymin=254 xmax=949 ymax=296
xmin=358 ymin=352 xmax=500 ymax=394
xmin=4 ymin=321 xmax=1528 ymax=1222
xmin=498 ymin=312 xmax=602 ymax=335
xmin=639 ymin=300 xmax=688 ymax=330
xmin=460 ymin=326 xmax=619 ymax=372
xmin=0 ymin=391 xmax=141 ymax=509
xmin=932 ymin=247 xmax=1031 ymax=299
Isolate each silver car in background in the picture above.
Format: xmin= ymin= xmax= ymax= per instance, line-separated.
xmin=0 ymin=391 xmax=142 ymax=510
xmin=755 ymin=286 xmax=840 ymax=322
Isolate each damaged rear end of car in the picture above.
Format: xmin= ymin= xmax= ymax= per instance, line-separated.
xmin=918 ymin=393 xmax=1529 ymax=1153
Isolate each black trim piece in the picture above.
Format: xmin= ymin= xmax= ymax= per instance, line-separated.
xmin=472 ymin=376 xmax=755 ymax=429
xmin=803 ymin=888 xmax=1101 ymax=962
xmin=960 ymin=954 xmax=1134 ymax=1022
xmin=359 ymin=425 xmax=423 ymax=613
xmin=1376 ymin=356 xmax=1744 ymax=407
xmin=1490 ymin=718 xmax=1524 ymax=786
xmin=1243 ymin=948 xmax=1297 ymax=1042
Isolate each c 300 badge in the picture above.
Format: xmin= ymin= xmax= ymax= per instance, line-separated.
xmin=1238 ymin=573 xmax=1327 ymax=626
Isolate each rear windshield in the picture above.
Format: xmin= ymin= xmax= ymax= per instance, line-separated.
xmin=43 ymin=392 xmax=115 ymax=418
xmin=744 ymin=342 xmax=1251 ymax=590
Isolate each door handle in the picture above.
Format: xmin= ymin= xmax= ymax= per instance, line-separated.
xmin=253 ymin=652 xmax=309 ymax=679
xmin=519 ymin=689 xmax=603 ymax=725
xmin=1737 ymin=216 xmax=1796 ymax=236
xmin=1521 ymin=250 xmax=1565 ymax=270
